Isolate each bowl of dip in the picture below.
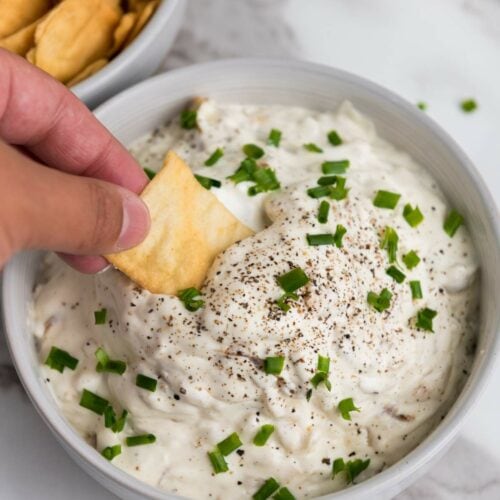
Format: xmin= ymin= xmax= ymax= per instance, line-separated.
xmin=2 ymin=59 xmax=499 ymax=500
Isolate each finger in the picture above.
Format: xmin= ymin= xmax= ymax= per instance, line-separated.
xmin=0 ymin=141 xmax=149 ymax=265
xmin=57 ymin=254 xmax=110 ymax=274
xmin=0 ymin=49 xmax=148 ymax=193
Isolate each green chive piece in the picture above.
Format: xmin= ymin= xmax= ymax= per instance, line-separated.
xmin=410 ymin=280 xmax=423 ymax=299
xmin=253 ymin=424 xmax=275 ymax=446
xmin=306 ymin=233 xmax=335 ymax=246
xmin=402 ymin=250 xmax=420 ymax=269
xmin=228 ymin=158 xmax=257 ymax=184
xmin=195 ymin=174 xmax=221 ymax=190
xmin=417 ymin=102 xmax=427 ymax=111
xmin=338 ymin=397 xmax=360 ymax=421
xmin=94 ymin=308 xmax=107 ymax=325
xmin=126 ymin=434 xmax=156 ymax=447
xmin=307 ymin=185 xmax=331 ymax=199
xmin=318 ymin=200 xmax=330 ymax=223
xmin=111 ymin=410 xmax=128 ymax=433
xmin=367 ymin=288 xmax=392 ymax=313
xmin=217 ymin=432 xmax=242 ymax=456
xmin=253 ymin=477 xmax=280 ymax=500
xmin=380 ymin=227 xmax=399 ymax=263
xmin=327 ymin=130 xmax=343 ymax=146
xmin=443 ymin=210 xmax=464 ymax=237
xmin=332 ymin=458 xmax=345 ymax=478
xmin=248 ymin=168 xmax=280 ymax=196
xmin=95 ymin=347 xmax=109 ymax=367
xmin=329 ymin=176 xmax=349 ymax=201
xmin=460 ymin=98 xmax=477 ymax=113
xmin=275 ymin=292 xmax=298 ymax=312
xmin=178 ymin=287 xmax=204 ymax=312
xmin=45 ymin=346 xmax=78 ymax=373
xmin=416 ymin=307 xmax=437 ymax=332
xmin=143 ymin=167 xmax=156 ymax=180
xmin=321 ymin=160 xmax=350 ymax=175
xmin=317 ymin=175 xmax=338 ymax=186
xmin=317 ymin=354 xmax=330 ymax=373
xmin=136 ymin=374 xmax=158 ymax=392
xmin=95 ymin=347 xmax=127 ymax=375
xmin=243 ymin=143 xmax=265 ymax=159
xmin=273 ymin=487 xmax=296 ymax=500
xmin=268 ymin=129 xmax=282 ymax=147
xmin=204 ymin=148 xmax=224 ymax=166
xmin=79 ymin=389 xmax=109 ymax=415
xmin=345 ymin=459 xmax=371 ymax=484
xmin=277 ymin=268 xmax=309 ymax=293
xmin=333 ymin=224 xmax=347 ymax=248
xmin=386 ymin=265 xmax=406 ymax=283
xmin=264 ymin=356 xmax=285 ymax=375
xmin=208 ymin=449 xmax=228 ymax=474
xmin=101 ymin=444 xmax=121 ymax=461
xmin=403 ymin=204 xmax=424 ymax=227
xmin=180 ymin=109 xmax=197 ymax=129
xmin=104 ymin=405 xmax=116 ymax=428
xmin=310 ymin=354 xmax=331 ymax=391
xmin=373 ymin=190 xmax=401 ymax=209
xmin=303 ymin=143 xmax=323 ymax=153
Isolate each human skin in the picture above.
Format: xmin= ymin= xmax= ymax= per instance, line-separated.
xmin=0 ymin=49 xmax=150 ymax=272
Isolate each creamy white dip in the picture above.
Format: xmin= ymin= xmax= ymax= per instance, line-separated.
xmin=31 ymin=100 xmax=479 ymax=499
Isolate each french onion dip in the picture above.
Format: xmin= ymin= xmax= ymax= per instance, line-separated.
xmin=31 ymin=100 xmax=479 ymax=499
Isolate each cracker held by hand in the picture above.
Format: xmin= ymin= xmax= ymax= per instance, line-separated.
xmin=106 ymin=151 xmax=254 ymax=295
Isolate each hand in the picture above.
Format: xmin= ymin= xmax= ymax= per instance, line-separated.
xmin=0 ymin=49 xmax=150 ymax=273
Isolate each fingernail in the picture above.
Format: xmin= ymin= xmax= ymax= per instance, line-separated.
xmin=115 ymin=191 xmax=150 ymax=252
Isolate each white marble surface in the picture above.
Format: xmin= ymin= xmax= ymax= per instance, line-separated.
xmin=1 ymin=0 xmax=499 ymax=498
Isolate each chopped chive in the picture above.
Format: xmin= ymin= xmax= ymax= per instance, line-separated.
xmin=317 ymin=200 xmax=330 ymax=223
xmin=460 ymin=98 xmax=477 ymax=113
xmin=95 ymin=347 xmax=109 ymax=367
xmin=243 ymin=143 xmax=265 ymax=159
xmin=273 ymin=487 xmax=296 ymax=500
xmin=306 ymin=233 xmax=335 ymax=246
xmin=248 ymin=168 xmax=280 ymax=196
xmin=367 ymin=288 xmax=392 ymax=313
xmin=333 ymin=224 xmax=347 ymax=248
xmin=345 ymin=459 xmax=371 ymax=484
xmin=111 ymin=410 xmax=128 ymax=433
xmin=317 ymin=175 xmax=337 ymax=186
xmin=143 ymin=167 xmax=156 ymax=180
xmin=180 ymin=109 xmax=197 ymax=129
xmin=95 ymin=347 xmax=127 ymax=375
xmin=321 ymin=160 xmax=349 ymax=175
xmin=338 ymin=397 xmax=360 ymax=420
xmin=386 ymin=265 xmax=406 ymax=283
xmin=310 ymin=354 xmax=331 ymax=391
xmin=443 ymin=210 xmax=464 ymax=237
xmin=228 ymin=158 xmax=257 ymax=184
xmin=195 ymin=174 xmax=221 ymax=190
xmin=253 ymin=424 xmax=275 ymax=446
xmin=329 ymin=176 xmax=349 ymax=201
xmin=410 ymin=280 xmax=423 ymax=299
xmin=380 ymin=226 xmax=399 ymax=263
xmin=204 ymin=148 xmax=224 ymax=166
xmin=303 ymin=143 xmax=323 ymax=153
xmin=307 ymin=185 xmax=331 ymax=199
xmin=126 ymin=434 xmax=156 ymax=447
xmin=136 ymin=374 xmax=158 ymax=392
xmin=208 ymin=449 xmax=228 ymax=474
xmin=373 ymin=190 xmax=401 ymax=209
xmin=402 ymin=250 xmax=420 ymax=269
xmin=403 ymin=204 xmax=424 ymax=227
xmin=253 ymin=477 xmax=280 ymax=500
xmin=104 ymin=405 xmax=116 ymax=428
xmin=275 ymin=291 xmax=298 ymax=312
xmin=306 ymin=388 xmax=313 ymax=401
xmin=178 ymin=287 xmax=204 ymax=311
xmin=268 ymin=129 xmax=282 ymax=147
xmin=101 ymin=444 xmax=121 ymax=461
xmin=45 ymin=346 xmax=78 ymax=373
xmin=79 ymin=389 xmax=109 ymax=415
xmin=94 ymin=308 xmax=107 ymax=325
xmin=217 ymin=432 xmax=242 ymax=456
xmin=416 ymin=307 xmax=437 ymax=332
xmin=327 ymin=130 xmax=343 ymax=146
xmin=317 ymin=354 xmax=330 ymax=373
xmin=277 ymin=268 xmax=309 ymax=293
xmin=417 ymin=102 xmax=427 ymax=111
xmin=264 ymin=356 xmax=285 ymax=375
xmin=332 ymin=458 xmax=345 ymax=478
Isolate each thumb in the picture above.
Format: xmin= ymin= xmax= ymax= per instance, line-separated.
xmin=0 ymin=141 xmax=150 ymax=267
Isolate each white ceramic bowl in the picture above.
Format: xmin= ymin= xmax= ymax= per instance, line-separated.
xmin=3 ymin=59 xmax=500 ymax=500
xmin=71 ymin=0 xmax=186 ymax=109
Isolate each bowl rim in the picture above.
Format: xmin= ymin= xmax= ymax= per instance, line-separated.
xmin=3 ymin=57 xmax=500 ymax=499
xmin=71 ymin=0 xmax=181 ymax=100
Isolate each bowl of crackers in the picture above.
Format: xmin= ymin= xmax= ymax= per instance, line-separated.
xmin=0 ymin=0 xmax=186 ymax=108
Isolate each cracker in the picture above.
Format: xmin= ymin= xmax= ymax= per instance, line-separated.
xmin=125 ymin=0 xmax=158 ymax=47
xmin=106 ymin=151 xmax=254 ymax=295
xmin=0 ymin=17 xmax=41 ymax=56
xmin=67 ymin=58 xmax=108 ymax=87
xmin=0 ymin=0 xmax=51 ymax=39
xmin=108 ymin=12 xmax=137 ymax=57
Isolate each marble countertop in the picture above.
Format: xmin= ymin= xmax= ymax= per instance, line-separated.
xmin=1 ymin=0 xmax=499 ymax=498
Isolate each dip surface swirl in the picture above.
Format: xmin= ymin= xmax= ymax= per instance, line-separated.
xmin=31 ymin=100 xmax=478 ymax=499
